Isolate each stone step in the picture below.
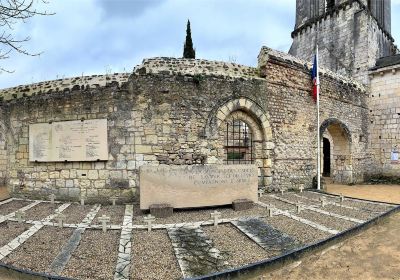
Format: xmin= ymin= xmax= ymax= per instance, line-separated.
xmin=231 ymin=218 xmax=299 ymax=254
xmin=167 ymin=226 xmax=228 ymax=278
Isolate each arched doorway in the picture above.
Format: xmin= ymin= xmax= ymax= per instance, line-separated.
xmin=205 ymin=97 xmax=274 ymax=190
xmin=320 ymin=119 xmax=352 ymax=184
xmin=322 ymin=137 xmax=331 ymax=177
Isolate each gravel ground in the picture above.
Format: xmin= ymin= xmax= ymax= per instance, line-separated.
xmin=280 ymin=193 xmax=320 ymax=207
xmin=131 ymin=230 xmax=182 ymax=280
xmin=300 ymin=192 xmax=392 ymax=212
xmin=0 ymin=200 xmax=31 ymax=216
xmin=203 ymin=224 xmax=270 ymax=268
xmin=262 ymin=215 xmax=331 ymax=244
xmin=133 ymin=205 xmax=268 ymax=225
xmin=0 ymin=221 xmax=30 ymax=247
xmin=91 ymin=205 xmax=125 ymax=225
xmin=260 ymin=196 xmax=296 ymax=211
xmin=297 ymin=210 xmax=356 ymax=231
xmin=50 ymin=204 xmax=93 ymax=224
xmin=323 ymin=204 xmax=375 ymax=220
xmin=2 ymin=226 xmax=74 ymax=273
xmin=25 ymin=203 xmax=58 ymax=221
xmin=62 ymin=229 xmax=120 ymax=280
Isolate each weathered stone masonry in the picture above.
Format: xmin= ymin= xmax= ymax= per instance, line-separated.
xmin=0 ymin=49 xmax=373 ymax=202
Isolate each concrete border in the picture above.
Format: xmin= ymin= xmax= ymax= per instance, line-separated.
xmin=0 ymin=261 xmax=74 ymax=280
xmin=186 ymin=202 xmax=400 ymax=280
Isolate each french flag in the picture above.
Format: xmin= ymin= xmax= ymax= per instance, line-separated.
xmin=311 ymin=50 xmax=319 ymax=102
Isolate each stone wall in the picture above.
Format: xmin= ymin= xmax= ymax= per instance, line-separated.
xmin=369 ymin=65 xmax=400 ymax=177
xmin=0 ymin=107 xmax=7 ymax=186
xmin=0 ymin=52 xmax=371 ymax=201
xmin=290 ymin=0 xmax=396 ymax=85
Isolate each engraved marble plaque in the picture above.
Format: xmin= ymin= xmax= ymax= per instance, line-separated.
xmin=29 ymin=119 xmax=108 ymax=162
xmin=140 ymin=164 xmax=258 ymax=209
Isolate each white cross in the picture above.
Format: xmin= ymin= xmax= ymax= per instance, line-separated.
xmin=143 ymin=214 xmax=156 ymax=232
xmin=98 ymin=215 xmax=110 ymax=232
xmin=15 ymin=210 xmax=26 ymax=223
xmin=110 ymin=196 xmax=118 ymax=206
xmin=258 ymin=189 xmax=264 ymax=198
xmin=49 ymin=194 xmax=56 ymax=204
xmin=57 ymin=213 xmax=66 ymax=228
xmin=320 ymin=197 xmax=326 ymax=207
xmin=80 ymin=197 xmax=85 ymax=206
xmin=299 ymin=186 xmax=304 ymax=193
xmin=280 ymin=189 xmax=284 ymax=195
xmin=210 ymin=211 xmax=221 ymax=226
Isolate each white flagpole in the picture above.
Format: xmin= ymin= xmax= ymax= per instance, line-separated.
xmin=316 ymin=45 xmax=321 ymax=190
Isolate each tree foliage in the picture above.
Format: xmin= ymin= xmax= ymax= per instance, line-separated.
xmin=183 ymin=19 xmax=195 ymax=59
xmin=0 ymin=0 xmax=53 ymax=72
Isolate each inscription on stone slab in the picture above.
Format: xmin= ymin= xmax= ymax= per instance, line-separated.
xmin=140 ymin=165 xmax=258 ymax=209
xmin=29 ymin=119 xmax=108 ymax=162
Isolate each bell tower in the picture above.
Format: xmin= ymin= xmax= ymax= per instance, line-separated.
xmin=289 ymin=0 xmax=397 ymax=84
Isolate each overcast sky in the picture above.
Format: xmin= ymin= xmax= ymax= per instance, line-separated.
xmin=1 ymin=0 xmax=400 ymax=89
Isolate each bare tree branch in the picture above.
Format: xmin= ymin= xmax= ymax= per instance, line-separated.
xmin=0 ymin=0 xmax=53 ymax=73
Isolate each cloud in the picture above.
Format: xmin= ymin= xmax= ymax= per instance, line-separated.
xmin=0 ymin=0 xmax=398 ymax=90
xmin=97 ymin=0 xmax=166 ymax=18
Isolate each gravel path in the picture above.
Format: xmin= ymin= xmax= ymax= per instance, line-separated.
xmin=203 ymin=224 xmax=270 ymax=268
xmin=62 ymin=229 xmax=120 ymax=280
xmin=281 ymin=193 xmax=320 ymax=207
xmin=0 ymin=200 xmax=31 ymax=216
xmin=297 ymin=210 xmax=356 ymax=231
xmin=262 ymin=215 xmax=331 ymax=244
xmin=133 ymin=205 xmax=267 ymax=225
xmin=0 ymin=221 xmax=30 ymax=247
xmin=50 ymin=204 xmax=93 ymax=224
xmin=300 ymin=192 xmax=392 ymax=212
xmin=25 ymin=203 xmax=58 ymax=221
xmin=260 ymin=196 xmax=296 ymax=211
xmin=2 ymin=226 xmax=74 ymax=273
xmin=323 ymin=205 xmax=375 ymax=220
xmin=131 ymin=230 xmax=182 ymax=280
xmin=92 ymin=205 xmax=125 ymax=225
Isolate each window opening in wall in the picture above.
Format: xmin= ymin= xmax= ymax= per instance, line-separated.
xmin=225 ymin=119 xmax=253 ymax=164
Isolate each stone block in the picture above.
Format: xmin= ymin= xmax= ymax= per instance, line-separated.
xmin=149 ymin=204 xmax=173 ymax=218
xmin=232 ymin=199 xmax=254 ymax=211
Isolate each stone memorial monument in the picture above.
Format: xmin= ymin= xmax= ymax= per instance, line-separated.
xmin=140 ymin=164 xmax=258 ymax=210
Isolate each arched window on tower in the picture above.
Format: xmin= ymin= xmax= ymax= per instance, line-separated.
xmin=325 ymin=0 xmax=335 ymax=12
xmin=367 ymin=0 xmax=371 ymax=10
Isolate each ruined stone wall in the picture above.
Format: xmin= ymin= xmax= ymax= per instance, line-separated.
xmin=0 ymin=53 xmax=370 ymax=201
xmin=369 ymin=65 xmax=400 ymax=177
xmin=0 ymin=106 xmax=7 ymax=186
xmin=290 ymin=0 xmax=396 ymax=85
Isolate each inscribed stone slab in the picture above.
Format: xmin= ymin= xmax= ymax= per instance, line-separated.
xmin=29 ymin=119 xmax=108 ymax=162
xmin=140 ymin=165 xmax=258 ymax=209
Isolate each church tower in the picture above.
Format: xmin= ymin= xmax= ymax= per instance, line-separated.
xmin=289 ymin=0 xmax=397 ymax=84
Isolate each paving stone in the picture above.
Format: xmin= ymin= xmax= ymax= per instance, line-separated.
xmin=167 ymin=226 xmax=228 ymax=278
xmin=231 ymin=218 xmax=298 ymax=253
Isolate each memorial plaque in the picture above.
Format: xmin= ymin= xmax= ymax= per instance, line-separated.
xmin=29 ymin=119 xmax=108 ymax=162
xmin=140 ymin=165 xmax=258 ymax=209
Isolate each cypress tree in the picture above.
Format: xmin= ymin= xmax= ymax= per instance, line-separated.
xmin=183 ymin=20 xmax=196 ymax=59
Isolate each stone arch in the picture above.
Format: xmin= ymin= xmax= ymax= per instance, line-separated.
xmin=206 ymin=97 xmax=273 ymax=142
xmin=206 ymin=97 xmax=274 ymax=189
xmin=319 ymin=118 xmax=353 ymax=184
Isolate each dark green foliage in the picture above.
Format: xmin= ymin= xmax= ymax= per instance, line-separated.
xmin=183 ymin=20 xmax=196 ymax=59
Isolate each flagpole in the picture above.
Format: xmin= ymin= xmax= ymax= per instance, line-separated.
xmin=316 ymin=45 xmax=321 ymax=191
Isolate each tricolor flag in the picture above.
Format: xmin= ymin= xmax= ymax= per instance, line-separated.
xmin=311 ymin=50 xmax=319 ymax=102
